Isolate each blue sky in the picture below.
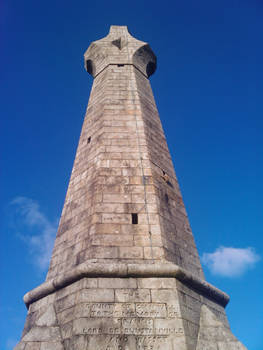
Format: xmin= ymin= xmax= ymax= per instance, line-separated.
xmin=1 ymin=0 xmax=262 ymax=349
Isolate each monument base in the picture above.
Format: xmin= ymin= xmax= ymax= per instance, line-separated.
xmin=15 ymin=263 xmax=247 ymax=350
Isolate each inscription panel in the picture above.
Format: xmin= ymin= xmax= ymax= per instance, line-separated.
xmin=87 ymin=335 xmax=172 ymax=350
xmin=91 ymin=303 xmax=136 ymax=317
xmin=70 ymin=297 xmax=184 ymax=348
xmin=56 ymin=282 xmax=187 ymax=349
xmin=136 ymin=303 xmax=166 ymax=318
xmin=83 ymin=303 xmax=167 ymax=318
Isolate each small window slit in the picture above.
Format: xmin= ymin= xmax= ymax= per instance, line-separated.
xmin=87 ymin=136 xmax=91 ymax=144
xmin=132 ymin=213 xmax=138 ymax=224
xmin=162 ymin=170 xmax=169 ymax=183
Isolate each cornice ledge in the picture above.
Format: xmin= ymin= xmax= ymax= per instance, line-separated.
xmin=23 ymin=262 xmax=229 ymax=309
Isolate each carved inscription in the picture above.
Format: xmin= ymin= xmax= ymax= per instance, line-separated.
xmin=137 ymin=336 xmax=171 ymax=350
xmin=86 ymin=335 xmax=171 ymax=350
xmin=73 ymin=300 xmax=184 ymax=349
xmin=86 ymin=303 xmax=167 ymax=318
xmin=167 ymin=305 xmax=180 ymax=318
xmin=123 ymin=318 xmax=153 ymax=335
xmin=88 ymin=335 xmax=136 ymax=350
xmin=115 ymin=289 xmax=150 ymax=302
xmin=78 ymin=317 xmax=183 ymax=337
xmin=91 ymin=303 xmax=135 ymax=317
xmin=136 ymin=303 xmax=166 ymax=318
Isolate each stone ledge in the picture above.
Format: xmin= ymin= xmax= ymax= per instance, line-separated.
xmin=24 ymin=262 xmax=229 ymax=309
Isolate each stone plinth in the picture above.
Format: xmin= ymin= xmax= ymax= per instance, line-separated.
xmin=16 ymin=263 xmax=245 ymax=350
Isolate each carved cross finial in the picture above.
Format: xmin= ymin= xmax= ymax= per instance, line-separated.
xmin=84 ymin=25 xmax=156 ymax=78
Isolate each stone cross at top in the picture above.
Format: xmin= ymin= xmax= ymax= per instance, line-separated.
xmin=84 ymin=25 xmax=157 ymax=78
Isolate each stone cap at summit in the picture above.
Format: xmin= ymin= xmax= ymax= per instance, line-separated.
xmin=84 ymin=25 xmax=157 ymax=78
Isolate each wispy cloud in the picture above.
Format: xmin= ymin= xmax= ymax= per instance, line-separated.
xmin=201 ymin=246 xmax=260 ymax=277
xmin=11 ymin=197 xmax=58 ymax=270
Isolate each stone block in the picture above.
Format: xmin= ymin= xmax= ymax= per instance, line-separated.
xmin=119 ymin=247 xmax=143 ymax=259
xmin=77 ymin=288 xmax=114 ymax=303
xmin=40 ymin=342 xmax=64 ymax=350
xmin=25 ymin=344 xmax=41 ymax=350
xmin=137 ymin=277 xmax=176 ymax=289
xmin=57 ymin=306 xmax=75 ymax=325
xmin=73 ymin=318 xmax=121 ymax=335
xmin=115 ymin=289 xmax=150 ymax=302
xmin=60 ymin=321 xmax=73 ymax=339
xmin=103 ymin=193 xmax=131 ymax=203
xmin=91 ymin=234 xmax=133 ymax=246
xmin=74 ymin=303 xmax=92 ymax=318
xmin=63 ymin=335 xmax=89 ymax=350
xmin=55 ymin=280 xmax=83 ymax=300
xmin=144 ymin=247 xmax=165 ymax=259
xmin=88 ymin=335 xmax=136 ymax=350
xmin=151 ymin=289 xmax=178 ymax=304
xmin=35 ymin=305 xmax=57 ymax=327
xmin=87 ymin=246 xmax=118 ymax=259
xmin=55 ymin=294 xmax=76 ymax=313
xmin=120 ymin=224 xmax=149 ymax=234
xmin=135 ymin=303 xmax=167 ymax=318
xmin=122 ymin=317 xmax=154 ymax=335
xmin=102 ymin=213 xmax=131 ymax=224
xmin=22 ymin=327 xmax=61 ymax=342
xmin=137 ymin=336 xmax=173 ymax=350
xmin=98 ymin=277 xmax=137 ymax=289
xmin=154 ymin=318 xmax=184 ymax=335
xmin=93 ymin=223 xmax=121 ymax=234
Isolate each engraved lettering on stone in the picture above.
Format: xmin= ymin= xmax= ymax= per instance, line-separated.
xmin=122 ymin=318 xmax=153 ymax=335
xmin=136 ymin=335 xmax=171 ymax=350
xmin=91 ymin=303 xmax=136 ymax=317
xmin=83 ymin=327 xmax=102 ymax=334
xmin=136 ymin=303 xmax=166 ymax=318
xmin=88 ymin=335 xmax=136 ymax=350
xmin=167 ymin=305 xmax=180 ymax=318
xmin=154 ymin=327 xmax=184 ymax=335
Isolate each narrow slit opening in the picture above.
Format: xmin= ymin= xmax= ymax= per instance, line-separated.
xmin=132 ymin=213 xmax=138 ymax=224
xmin=87 ymin=136 xmax=91 ymax=144
xmin=162 ymin=170 xmax=169 ymax=182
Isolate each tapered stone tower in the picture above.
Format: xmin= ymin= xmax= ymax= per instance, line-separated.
xmin=15 ymin=26 xmax=247 ymax=350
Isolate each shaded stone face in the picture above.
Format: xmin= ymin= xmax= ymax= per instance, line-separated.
xmin=15 ymin=26 xmax=247 ymax=350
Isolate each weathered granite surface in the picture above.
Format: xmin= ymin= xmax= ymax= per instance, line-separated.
xmin=15 ymin=26 xmax=247 ymax=349
xmin=15 ymin=270 xmax=245 ymax=350
xmin=46 ymin=25 xmax=204 ymax=282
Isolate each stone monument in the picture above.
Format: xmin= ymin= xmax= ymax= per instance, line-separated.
xmin=15 ymin=26 xmax=247 ymax=350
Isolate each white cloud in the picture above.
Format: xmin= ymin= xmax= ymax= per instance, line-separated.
xmin=11 ymin=197 xmax=58 ymax=270
xmin=201 ymin=246 xmax=260 ymax=277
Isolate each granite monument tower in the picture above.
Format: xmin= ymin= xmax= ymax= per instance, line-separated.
xmin=15 ymin=26 xmax=247 ymax=350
